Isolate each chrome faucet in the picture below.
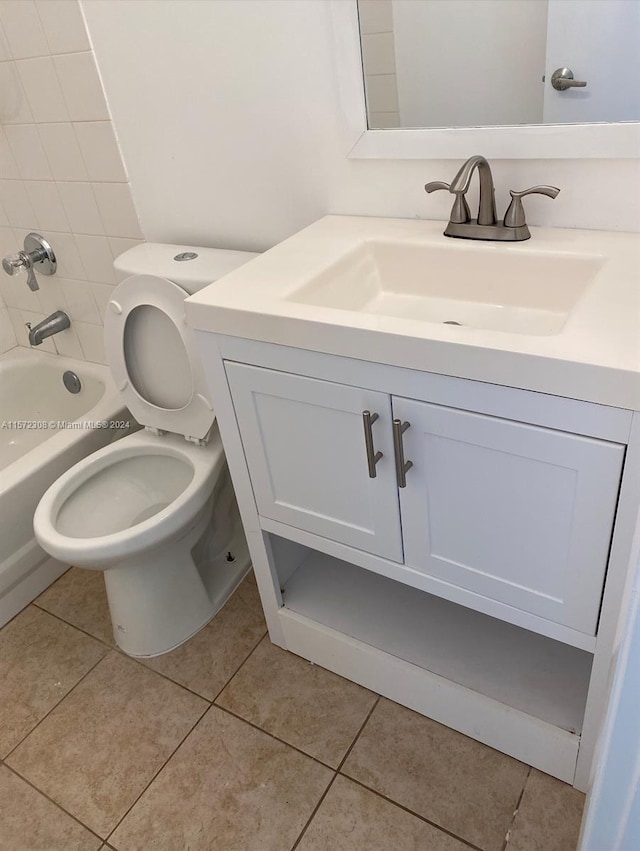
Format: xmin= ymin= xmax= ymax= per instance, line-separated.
xmin=425 ymin=155 xmax=559 ymax=242
xmin=2 ymin=233 xmax=57 ymax=291
xmin=27 ymin=311 xmax=70 ymax=346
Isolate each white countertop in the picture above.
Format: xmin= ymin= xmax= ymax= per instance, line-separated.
xmin=186 ymin=216 xmax=640 ymax=410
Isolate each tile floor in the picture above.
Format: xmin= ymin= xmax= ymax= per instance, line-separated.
xmin=0 ymin=568 xmax=585 ymax=851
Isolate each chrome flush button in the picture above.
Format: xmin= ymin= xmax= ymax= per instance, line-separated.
xmin=174 ymin=252 xmax=198 ymax=261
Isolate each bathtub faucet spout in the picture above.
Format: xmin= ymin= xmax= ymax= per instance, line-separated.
xmin=27 ymin=311 xmax=70 ymax=346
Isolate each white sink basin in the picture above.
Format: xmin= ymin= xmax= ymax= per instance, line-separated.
xmin=287 ymin=240 xmax=604 ymax=336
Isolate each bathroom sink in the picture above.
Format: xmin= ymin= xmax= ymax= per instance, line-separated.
xmin=287 ymin=240 xmax=604 ymax=336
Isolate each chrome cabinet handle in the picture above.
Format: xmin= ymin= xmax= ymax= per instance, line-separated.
xmin=551 ymin=67 xmax=587 ymax=91
xmin=392 ymin=419 xmax=413 ymax=488
xmin=362 ymin=411 xmax=383 ymax=478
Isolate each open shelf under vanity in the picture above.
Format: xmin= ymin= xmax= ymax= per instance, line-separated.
xmin=266 ymin=534 xmax=594 ymax=782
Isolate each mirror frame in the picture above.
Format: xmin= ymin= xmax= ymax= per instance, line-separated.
xmin=330 ymin=0 xmax=640 ymax=159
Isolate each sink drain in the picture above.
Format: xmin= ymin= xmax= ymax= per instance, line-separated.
xmin=443 ymin=320 xmax=463 ymax=326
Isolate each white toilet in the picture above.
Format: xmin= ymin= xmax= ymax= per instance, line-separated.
xmin=34 ymin=243 xmax=259 ymax=657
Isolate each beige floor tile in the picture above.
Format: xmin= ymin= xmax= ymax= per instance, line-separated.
xmin=142 ymin=592 xmax=266 ymax=700
xmin=109 ymin=705 xmax=333 ymax=851
xmin=297 ymin=775 xmax=471 ymax=851
xmin=235 ymin=570 xmax=265 ymax=618
xmin=0 ymin=765 xmax=101 ymax=851
xmin=0 ymin=606 xmax=107 ymax=757
xmin=217 ymin=637 xmax=377 ymax=767
xmin=7 ymin=651 xmax=207 ymax=838
xmin=36 ymin=567 xmax=115 ymax=645
xmin=342 ymin=698 xmax=529 ymax=851
xmin=507 ymin=769 xmax=585 ymax=851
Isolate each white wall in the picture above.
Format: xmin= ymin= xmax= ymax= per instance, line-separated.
xmin=81 ymin=0 xmax=639 ymax=255
xmin=0 ymin=0 xmax=143 ymax=363
xmin=393 ymin=0 xmax=548 ymax=128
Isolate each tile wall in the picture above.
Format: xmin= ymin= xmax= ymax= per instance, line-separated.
xmin=358 ymin=0 xmax=400 ymax=128
xmin=0 ymin=0 xmax=143 ymax=362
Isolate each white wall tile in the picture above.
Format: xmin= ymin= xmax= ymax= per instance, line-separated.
xmin=108 ymin=236 xmax=144 ymax=261
xmin=361 ymin=32 xmax=396 ymax=76
xmin=53 ymin=51 xmax=109 ymax=121
xmin=4 ymin=123 xmax=52 ymax=179
xmin=40 ymin=230 xmax=86 ymax=279
xmin=92 ymin=182 xmax=141 ymax=238
xmin=38 ymin=122 xmax=88 ymax=181
xmin=364 ymin=73 xmax=399 ymax=113
xmin=60 ymin=277 xmax=100 ymax=323
xmin=0 ymin=225 xmax=16 ymax=259
xmin=0 ymin=179 xmax=37 ymax=228
xmin=369 ymin=111 xmax=400 ymax=128
xmin=53 ymin=321 xmax=84 ymax=358
xmin=75 ymin=320 xmax=105 ymax=363
xmin=24 ymin=181 xmax=70 ymax=231
xmin=74 ymin=233 xmax=116 ymax=283
xmin=15 ymin=56 xmax=69 ymax=122
xmin=36 ymin=0 xmax=90 ymax=55
xmin=0 ymin=306 xmax=18 ymax=353
xmin=57 ymin=181 xmax=104 ymax=235
xmin=358 ymin=0 xmax=393 ymax=35
xmin=0 ymin=23 xmax=12 ymax=61
xmin=0 ymin=0 xmax=49 ymax=60
xmin=3 ymin=3 xmax=140 ymax=360
xmin=0 ymin=127 xmax=20 ymax=178
xmin=35 ymin=272 xmax=69 ymax=316
xmin=10 ymin=308 xmax=57 ymax=353
xmin=0 ymin=60 xmax=34 ymax=123
xmin=73 ymin=121 xmax=127 ymax=182
xmin=0 ymin=271 xmax=42 ymax=311
xmin=90 ymin=281 xmax=115 ymax=321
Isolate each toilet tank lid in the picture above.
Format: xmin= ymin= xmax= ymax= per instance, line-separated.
xmin=113 ymin=243 xmax=260 ymax=294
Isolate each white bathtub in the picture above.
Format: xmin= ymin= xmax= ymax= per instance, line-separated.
xmin=0 ymin=347 xmax=126 ymax=625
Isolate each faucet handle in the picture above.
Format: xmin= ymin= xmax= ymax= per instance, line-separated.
xmin=504 ymin=186 xmax=560 ymax=228
xmin=425 ymin=181 xmax=470 ymax=224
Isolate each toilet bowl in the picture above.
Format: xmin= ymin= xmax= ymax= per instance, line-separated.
xmin=33 ymin=243 xmax=259 ymax=657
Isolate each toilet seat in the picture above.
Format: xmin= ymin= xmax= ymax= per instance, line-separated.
xmin=105 ymin=274 xmax=215 ymax=441
xmin=34 ymin=429 xmax=226 ymax=567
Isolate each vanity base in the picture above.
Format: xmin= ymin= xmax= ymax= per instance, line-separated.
xmin=272 ymin=542 xmax=589 ymax=787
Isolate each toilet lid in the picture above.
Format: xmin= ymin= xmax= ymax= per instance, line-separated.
xmin=104 ymin=274 xmax=215 ymax=440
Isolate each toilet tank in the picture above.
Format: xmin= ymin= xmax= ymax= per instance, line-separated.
xmin=113 ymin=243 xmax=260 ymax=294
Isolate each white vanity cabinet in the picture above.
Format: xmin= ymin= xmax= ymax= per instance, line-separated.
xmin=226 ymin=363 xmax=403 ymax=561
xmin=194 ymin=332 xmax=638 ymax=790
xmin=226 ymin=360 xmax=624 ymax=648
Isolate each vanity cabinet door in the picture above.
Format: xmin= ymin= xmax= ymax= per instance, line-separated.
xmin=394 ymin=396 xmax=624 ymax=636
xmin=226 ymin=362 xmax=403 ymax=561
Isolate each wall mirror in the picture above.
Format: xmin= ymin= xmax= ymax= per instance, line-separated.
xmin=330 ymin=0 xmax=640 ymax=158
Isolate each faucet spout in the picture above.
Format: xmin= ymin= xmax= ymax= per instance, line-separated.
xmin=28 ymin=310 xmax=70 ymax=346
xmin=449 ymin=155 xmax=497 ymax=226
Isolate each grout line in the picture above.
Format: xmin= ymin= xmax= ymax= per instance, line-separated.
xmin=336 ymin=695 xmax=380 ymax=773
xmin=3 ymin=763 xmax=105 ymax=847
xmin=501 ymin=765 xmax=532 ymax=851
xmin=212 ymin=703 xmax=337 ymax=771
xmin=288 ymin=696 xmax=380 ymax=851
xmin=289 ymin=772 xmax=339 ymax=851
xmin=104 ymin=701 xmax=211 ymax=844
xmin=210 ymin=629 xmax=269 ymax=703
xmin=3 ymin=648 xmax=108 ymax=763
xmin=114 ymin=647 xmax=219 ymax=704
xmin=340 ymin=774 xmax=484 ymax=851
xmin=31 ymin=601 xmax=116 ymax=650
